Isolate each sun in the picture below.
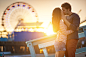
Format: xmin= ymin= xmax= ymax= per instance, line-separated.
xmin=44 ymin=24 xmax=56 ymax=36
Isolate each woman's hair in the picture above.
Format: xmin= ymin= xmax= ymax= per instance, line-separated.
xmin=52 ymin=8 xmax=61 ymax=32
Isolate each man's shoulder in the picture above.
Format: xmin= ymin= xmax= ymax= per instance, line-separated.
xmin=72 ymin=13 xmax=79 ymax=17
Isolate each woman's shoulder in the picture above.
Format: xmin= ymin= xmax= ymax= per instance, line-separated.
xmin=60 ymin=19 xmax=66 ymax=27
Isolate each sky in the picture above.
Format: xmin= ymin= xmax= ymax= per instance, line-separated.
xmin=0 ymin=0 xmax=86 ymax=31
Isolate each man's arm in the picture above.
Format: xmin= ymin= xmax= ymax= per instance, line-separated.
xmin=63 ymin=15 xmax=80 ymax=31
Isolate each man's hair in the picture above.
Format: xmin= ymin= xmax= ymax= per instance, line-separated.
xmin=61 ymin=2 xmax=71 ymax=11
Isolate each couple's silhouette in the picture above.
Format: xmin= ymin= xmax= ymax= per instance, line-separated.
xmin=52 ymin=2 xmax=80 ymax=57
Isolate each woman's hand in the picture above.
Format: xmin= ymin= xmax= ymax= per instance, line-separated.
xmin=61 ymin=10 xmax=66 ymax=21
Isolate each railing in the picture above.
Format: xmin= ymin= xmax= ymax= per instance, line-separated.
xmin=26 ymin=34 xmax=57 ymax=57
xmin=26 ymin=27 xmax=86 ymax=57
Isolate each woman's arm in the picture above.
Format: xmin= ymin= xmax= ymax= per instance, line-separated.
xmin=60 ymin=20 xmax=73 ymax=35
xmin=60 ymin=29 xmax=73 ymax=35
xmin=61 ymin=13 xmax=71 ymax=27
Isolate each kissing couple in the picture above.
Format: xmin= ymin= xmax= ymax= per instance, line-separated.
xmin=52 ymin=2 xmax=80 ymax=57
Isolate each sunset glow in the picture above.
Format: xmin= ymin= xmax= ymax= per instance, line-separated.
xmin=44 ymin=24 xmax=56 ymax=35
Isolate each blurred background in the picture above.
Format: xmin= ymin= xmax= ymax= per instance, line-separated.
xmin=0 ymin=0 xmax=86 ymax=57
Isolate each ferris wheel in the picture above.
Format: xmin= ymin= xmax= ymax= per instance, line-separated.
xmin=2 ymin=2 xmax=39 ymax=32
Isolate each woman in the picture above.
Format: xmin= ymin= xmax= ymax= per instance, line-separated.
xmin=52 ymin=8 xmax=73 ymax=57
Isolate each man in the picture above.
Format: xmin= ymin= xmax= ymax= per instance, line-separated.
xmin=61 ymin=2 xmax=80 ymax=57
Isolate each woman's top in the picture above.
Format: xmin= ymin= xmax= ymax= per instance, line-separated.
xmin=56 ymin=19 xmax=73 ymax=44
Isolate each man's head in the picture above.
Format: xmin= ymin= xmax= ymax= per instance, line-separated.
xmin=61 ymin=2 xmax=71 ymax=15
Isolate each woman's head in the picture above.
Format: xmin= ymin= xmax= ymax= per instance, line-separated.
xmin=52 ymin=7 xmax=61 ymax=32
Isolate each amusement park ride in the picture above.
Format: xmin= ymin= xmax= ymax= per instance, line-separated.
xmin=2 ymin=2 xmax=39 ymax=31
xmin=1 ymin=2 xmax=53 ymax=41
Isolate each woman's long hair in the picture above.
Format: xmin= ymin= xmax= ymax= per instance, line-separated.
xmin=52 ymin=8 xmax=61 ymax=32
